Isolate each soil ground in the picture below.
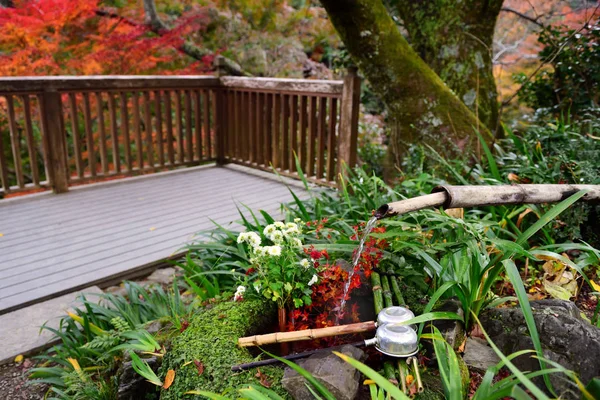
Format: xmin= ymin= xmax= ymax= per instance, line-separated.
xmin=0 ymin=358 xmax=48 ymax=399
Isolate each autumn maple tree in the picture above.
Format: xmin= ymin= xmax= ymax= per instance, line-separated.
xmin=0 ymin=0 xmax=214 ymax=76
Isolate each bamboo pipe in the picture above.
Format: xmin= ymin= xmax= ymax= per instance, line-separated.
xmin=238 ymin=321 xmax=377 ymax=347
xmin=231 ymin=341 xmax=365 ymax=371
xmin=374 ymin=184 xmax=600 ymax=219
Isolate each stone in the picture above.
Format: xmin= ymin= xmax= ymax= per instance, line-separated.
xmin=281 ymin=345 xmax=365 ymax=400
xmin=117 ymin=351 xmax=160 ymax=400
xmin=462 ymin=337 xmax=500 ymax=373
xmin=480 ymin=299 xmax=600 ymax=399
xmin=104 ymin=284 xmax=128 ymax=297
xmin=0 ymin=286 xmax=103 ymax=365
xmin=433 ymin=299 xmax=465 ymax=351
xmin=144 ymin=320 xmax=163 ymax=335
xmin=144 ymin=267 xmax=176 ymax=286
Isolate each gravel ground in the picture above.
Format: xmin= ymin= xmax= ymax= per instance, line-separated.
xmin=0 ymin=359 xmax=48 ymax=399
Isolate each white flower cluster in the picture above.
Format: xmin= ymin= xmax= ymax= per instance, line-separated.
xmin=237 ymin=231 xmax=261 ymax=248
xmin=234 ymin=285 xmax=246 ymax=301
xmin=237 ymin=221 xmax=304 ymax=261
xmin=299 ymin=258 xmax=311 ymax=269
xmin=308 ymin=274 xmax=318 ymax=286
xmin=263 ymin=221 xmax=302 ymax=245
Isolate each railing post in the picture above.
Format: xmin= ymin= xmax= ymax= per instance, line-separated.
xmin=39 ymin=91 xmax=69 ymax=193
xmin=214 ymin=56 xmax=228 ymax=165
xmin=337 ymin=67 xmax=361 ymax=184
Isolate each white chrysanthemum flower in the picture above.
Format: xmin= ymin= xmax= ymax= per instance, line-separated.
xmin=270 ymin=230 xmax=284 ymax=244
xmin=300 ymin=259 xmax=311 ymax=269
xmin=246 ymin=232 xmax=261 ymax=248
xmin=285 ymin=222 xmax=298 ymax=229
xmin=263 ymin=224 xmax=276 ymax=236
xmin=234 ymin=285 xmax=246 ymax=301
xmin=254 ymin=246 xmax=267 ymax=256
xmin=238 ymin=231 xmax=261 ymax=247
xmin=308 ymin=274 xmax=318 ymax=286
xmin=284 ymin=226 xmax=300 ymax=237
xmin=267 ymin=245 xmax=282 ymax=257
xmin=292 ymin=238 xmax=303 ymax=249
xmin=274 ymin=221 xmax=285 ymax=228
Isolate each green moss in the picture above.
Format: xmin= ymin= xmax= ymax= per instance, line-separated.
xmin=400 ymin=282 xmax=430 ymax=315
xmin=159 ymin=299 xmax=289 ymax=399
xmin=416 ymin=370 xmax=445 ymax=400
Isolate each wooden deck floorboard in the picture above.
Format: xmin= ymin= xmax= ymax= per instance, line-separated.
xmin=0 ymin=165 xmax=309 ymax=314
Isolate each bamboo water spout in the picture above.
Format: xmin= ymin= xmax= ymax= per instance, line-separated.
xmin=374 ymin=184 xmax=600 ymax=219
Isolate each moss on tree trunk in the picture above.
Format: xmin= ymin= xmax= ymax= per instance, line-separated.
xmin=391 ymin=0 xmax=503 ymax=133
xmin=321 ymin=0 xmax=492 ymax=168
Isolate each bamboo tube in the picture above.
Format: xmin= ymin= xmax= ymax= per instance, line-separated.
xmin=376 ymin=184 xmax=600 ymax=219
xmin=371 ymin=272 xmax=384 ymax=314
xmin=410 ymin=356 xmax=424 ymax=393
xmin=398 ymin=360 xmax=407 ymax=394
xmin=381 ymin=275 xmax=394 ymax=308
xmin=388 ymin=267 xmax=406 ymax=306
xmin=238 ymin=321 xmax=376 ymax=347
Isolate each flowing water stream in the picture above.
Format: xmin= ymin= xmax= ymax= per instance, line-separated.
xmin=335 ymin=215 xmax=379 ymax=324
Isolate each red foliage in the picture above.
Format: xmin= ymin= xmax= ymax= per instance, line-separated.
xmin=0 ymin=0 xmax=213 ymax=75
xmin=288 ymin=223 xmax=389 ymax=340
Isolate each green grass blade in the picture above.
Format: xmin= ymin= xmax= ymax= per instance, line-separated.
xmin=333 ymin=352 xmax=410 ymax=399
xmin=262 ymin=350 xmax=335 ymax=400
xmin=474 ymin=129 xmax=501 ymax=181
xmin=503 ymin=259 xmax=555 ymax=396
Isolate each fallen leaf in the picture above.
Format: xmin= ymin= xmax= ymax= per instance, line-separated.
xmin=507 ymin=173 xmax=520 ymax=182
xmin=516 ymin=208 xmax=534 ymax=229
xmin=591 ymin=280 xmax=600 ymax=292
xmin=194 ymin=360 xmax=204 ymax=376
xmin=256 ymin=368 xmax=272 ymax=388
xmin=14 ymin=354 xmax=23 ymax=363
xmin=180 ymin=320 xmax=189 ymax=333
xmin=406 ymin=374 xmax=414 ymax=385
xmin=543 ymin=280 xmax=574 ymax=300
xmin=162 ymin=369 xmax=175 ymax=389
xmin=0 ymin=233 xmax=4 ymax=237
xmin=149 ymin=227 xmax=156 ymax=231
xmin=457 ymin=338 xmax=466 ymax=353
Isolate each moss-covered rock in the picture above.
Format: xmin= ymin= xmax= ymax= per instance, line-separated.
xmin=159 ymin=299 xmax=289 ymax=399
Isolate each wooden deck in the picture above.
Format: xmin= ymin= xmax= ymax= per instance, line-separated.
xmin=0 ymin=165 xmax=308 ymax=314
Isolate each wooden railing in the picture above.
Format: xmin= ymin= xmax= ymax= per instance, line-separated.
xmin=0 ymin=69 xmax=359 ymax=195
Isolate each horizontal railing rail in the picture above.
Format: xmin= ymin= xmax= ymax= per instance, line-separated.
xmin=0 ymin=67 xmax=360 ymax=195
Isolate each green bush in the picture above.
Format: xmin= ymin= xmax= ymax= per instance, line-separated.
xmin=159 ymin=299 xmax=288 ymax=399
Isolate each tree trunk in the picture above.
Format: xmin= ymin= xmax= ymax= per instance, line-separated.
xmin=320 ymin=0 xmax=490 ymax=167
xmin=391 ymin=0 xmax=503 ymax=133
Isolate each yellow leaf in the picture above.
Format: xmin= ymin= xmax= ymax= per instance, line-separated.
xmin=162 ymin=369 xmax=175 ymax=389
xmin=591 ymin=280 xmax=600 ymax=292
xmin=67 ymin=358 xmax=82 ymax=372
xmin=149 ymin=227 xmax=156 ymax=231
xmin=14 ymin=354 xmax=23 ymax=363
xmin=363 ymin=379 xmax=376 ymax=385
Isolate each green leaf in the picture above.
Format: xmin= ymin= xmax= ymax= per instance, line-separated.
xmin=503 ymin=259 xmax=555 ymax=396
xmin=474 ymin=129 xmax=501 ymax=181
xmin=333 ymin=352 xmax=410 ymax=399
xmin=472 ymin=313 xmax=551 ymax=400
xmin=184 ymin=390 xmax=230 ymax=399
